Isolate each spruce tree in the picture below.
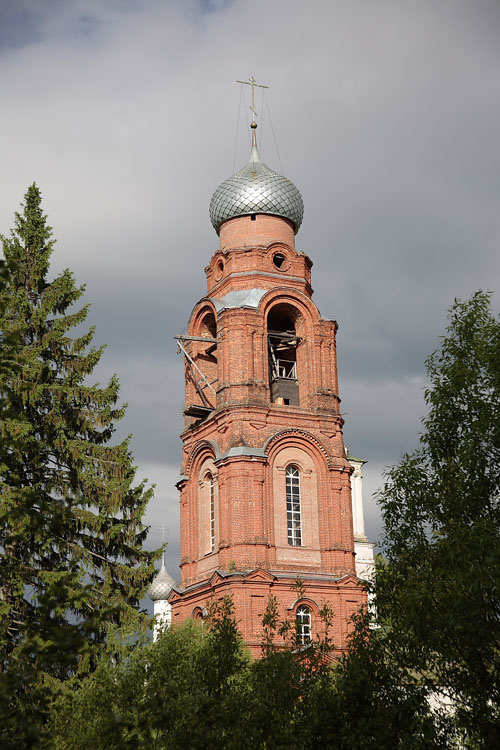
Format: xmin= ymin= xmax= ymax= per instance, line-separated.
xmin=0 ymin=185 xmax=158 ymax=740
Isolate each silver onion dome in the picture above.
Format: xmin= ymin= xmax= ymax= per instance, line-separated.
xmin=209 ymin=141 xmax=304 ymax=235
xmin=148 ymin=560 xmax=176 ymax=602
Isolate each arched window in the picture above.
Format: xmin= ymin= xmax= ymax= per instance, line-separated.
xmin=209 ymin=473 xmax=215 ymax=552
xmin=286 ymin=464 xmax=302 ymax=546
xmin=296 ymin=605 xmax=312 ymax=645
xmin=199 ymin=462 xmax=217 ymax=556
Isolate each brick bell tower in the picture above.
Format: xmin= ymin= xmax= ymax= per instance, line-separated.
xmin=169 ymin=108 xmax=367 ymax=655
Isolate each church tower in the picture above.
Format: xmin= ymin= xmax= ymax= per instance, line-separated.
xmin=168 ymin=98 xmax=369 ymax=654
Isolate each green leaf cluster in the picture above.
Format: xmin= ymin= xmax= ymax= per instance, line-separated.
xmin=376 ymin=291 xmax=500 ymax=746
xmin=49 ymin=598 xmax=249 ymax=750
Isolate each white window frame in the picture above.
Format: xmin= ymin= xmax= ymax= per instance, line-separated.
xmin=296 ymin=605 xmax=312 ymax=645
xmin=286 ymin=464 xmax=302 ymax=546
xmin=209 ymin=473 xmax=215 ymax=552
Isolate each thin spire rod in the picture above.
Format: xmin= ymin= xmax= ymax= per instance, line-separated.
xmin=237 ymin=76 xmax=269 ymax=146
xmin=153 ymin=524 xmax=170 ymax=567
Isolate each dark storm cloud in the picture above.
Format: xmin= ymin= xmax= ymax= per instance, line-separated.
xmin=0 ymin=2 xmax=46 ymax=51
xmin=1 ymin=0 xmax=499 ymax=556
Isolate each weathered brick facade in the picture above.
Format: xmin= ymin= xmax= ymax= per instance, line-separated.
xmin=170 ymin=211 xmax=366 ymax=656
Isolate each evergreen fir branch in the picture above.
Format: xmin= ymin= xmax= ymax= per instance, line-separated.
xmin=0 ymin=184 xmax=160 ymax=739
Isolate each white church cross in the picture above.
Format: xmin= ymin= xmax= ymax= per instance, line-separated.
xmin=236 ymin=75 xmax=269 ymax=125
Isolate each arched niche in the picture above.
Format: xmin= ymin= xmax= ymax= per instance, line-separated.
xmin=270 ymin=445 xmax=320 ymax=560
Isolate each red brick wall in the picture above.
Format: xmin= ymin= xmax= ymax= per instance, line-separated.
xmin=218 ymin=214 xmax=296 ymax=252
xmin=169 ymin=570 xmax=365 ymax=657
xmin=172 ymin=213 xmax=366 ymax=652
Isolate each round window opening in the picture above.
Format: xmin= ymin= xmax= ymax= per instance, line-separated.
xmin=215 ymin=259 xmax=224 ymax=280
xmin=273 ymin=252 xmax=286 ymax=270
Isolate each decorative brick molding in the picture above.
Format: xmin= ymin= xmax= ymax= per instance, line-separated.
xmin=265 ymin=428 xmax=333 ymax=466
xmin=184 ymin=439 xmax=219 ymax=477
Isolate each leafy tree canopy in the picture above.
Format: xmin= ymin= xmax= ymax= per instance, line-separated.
xmin=376 ymin=290 xmax=500 ymax=747
xmin=47 ymin=596 xmax=442 ymax=750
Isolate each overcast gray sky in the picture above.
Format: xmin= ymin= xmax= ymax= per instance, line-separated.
xmin=1 ymin=0 xmax=499 ymax=583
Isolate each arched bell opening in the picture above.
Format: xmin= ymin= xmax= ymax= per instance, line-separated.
xmin=267 ymin=304 xmax=301 ymax=406
xmin=200 ymin=310 xmax=217 ymax=340
xmin=198 ymin=311 xmax=218 ymax=382
xmin=181 ymin=306 xmax=218 ymax=420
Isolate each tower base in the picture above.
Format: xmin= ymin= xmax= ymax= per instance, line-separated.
xmin=169 ymin=568 xmax=366 ymax=658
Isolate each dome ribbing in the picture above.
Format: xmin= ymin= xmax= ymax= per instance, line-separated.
xmin=148 ymin=561 xmax=176 ymax=601
xmin=209 ymin=144 xmax=304 ymax=235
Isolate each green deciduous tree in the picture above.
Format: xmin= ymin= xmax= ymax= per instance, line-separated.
xmin=330 ymin=609 xmax=447 ymax=749
xmin=375 ymin=291 xmax=500 ymax=747
xmin=47 ymin=596 xmax=441 ymax=750
xmin=49 ymin=598 xmax=249 ymax=750
xmin=0 ymin=185 xmax=158 ymax=746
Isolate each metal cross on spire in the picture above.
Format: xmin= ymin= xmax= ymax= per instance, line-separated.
xmin=236 ymin=76 xmax=269 ymax=146
xmin=154 ymin=523 xmax=170 ymax=566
